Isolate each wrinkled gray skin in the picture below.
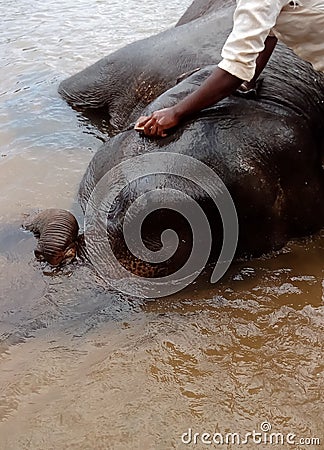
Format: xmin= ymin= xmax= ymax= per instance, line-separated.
xmin=28 ymin=0 xmax=324 ymax=278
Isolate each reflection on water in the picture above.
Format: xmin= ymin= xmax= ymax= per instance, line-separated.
xmin=0 ymin=0 xmax=323 ymax=448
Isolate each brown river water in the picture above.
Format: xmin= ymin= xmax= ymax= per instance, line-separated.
xmin=0 ymin=1 xmax=323 ymax=449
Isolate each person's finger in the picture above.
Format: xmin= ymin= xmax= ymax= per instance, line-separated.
xmin=135 ymin=115 xmax=151 ymax=128
xmin=143 ymin=117 xmax=157 ymax=135
xmin=156 ymin=117 xmax=166 ymax=127
xmin=148 ymin=122 xmax=158 ymax=136
xmin=156 ymin=123 xmax=167 ymax=137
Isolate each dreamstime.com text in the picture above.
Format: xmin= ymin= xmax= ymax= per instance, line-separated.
xmin=181 ymin=422 xmax=321 ymax=446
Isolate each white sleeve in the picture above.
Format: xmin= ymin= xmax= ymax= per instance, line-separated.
xmin=218 ymin=0 xmax=285 ymax=81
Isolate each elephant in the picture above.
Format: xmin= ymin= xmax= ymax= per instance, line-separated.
xmin=26 ymin=0 xmax=324 ymax=292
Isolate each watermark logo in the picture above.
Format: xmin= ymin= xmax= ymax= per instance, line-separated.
xmin=181 ymin=422 xmax=321 ymax=446
xmin=260 ymin=421 xmax=272 ymax=433
xmin=84 ymin=152 xmax=238 ymax=298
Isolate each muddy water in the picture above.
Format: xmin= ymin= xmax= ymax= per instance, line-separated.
xmin=0 ymin=1 xmax=323 ymax=449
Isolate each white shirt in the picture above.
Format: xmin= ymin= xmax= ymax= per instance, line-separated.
xmin=218 ymin=0 xmax=324 ymax=81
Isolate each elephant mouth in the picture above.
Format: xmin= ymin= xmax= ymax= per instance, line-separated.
xmin=34 ymin=241 xmax=78 ymax=267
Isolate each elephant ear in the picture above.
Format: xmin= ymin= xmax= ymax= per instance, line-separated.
xmin=176 ymin=0 xmax=235 ymax=26
xmin=143 ymin=65 xmax=216 ymax=116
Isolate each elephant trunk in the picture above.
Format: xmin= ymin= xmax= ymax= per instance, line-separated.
xmin=23 ymin=209 xmax=79 ymax=266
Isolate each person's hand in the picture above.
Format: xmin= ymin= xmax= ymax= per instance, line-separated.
xmin=134 ymin=107 xmax=180 ymax=137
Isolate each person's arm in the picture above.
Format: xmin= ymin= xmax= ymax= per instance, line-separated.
xmin=240 ymin=35 xmax=278 ymax=91
xmin=136 ymin=36 xmax=277 ymax=137
xmin=136 ymin=68 xmax=242 ymax=137
xmin=136 ymin=0 xmax=284 ymax=137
